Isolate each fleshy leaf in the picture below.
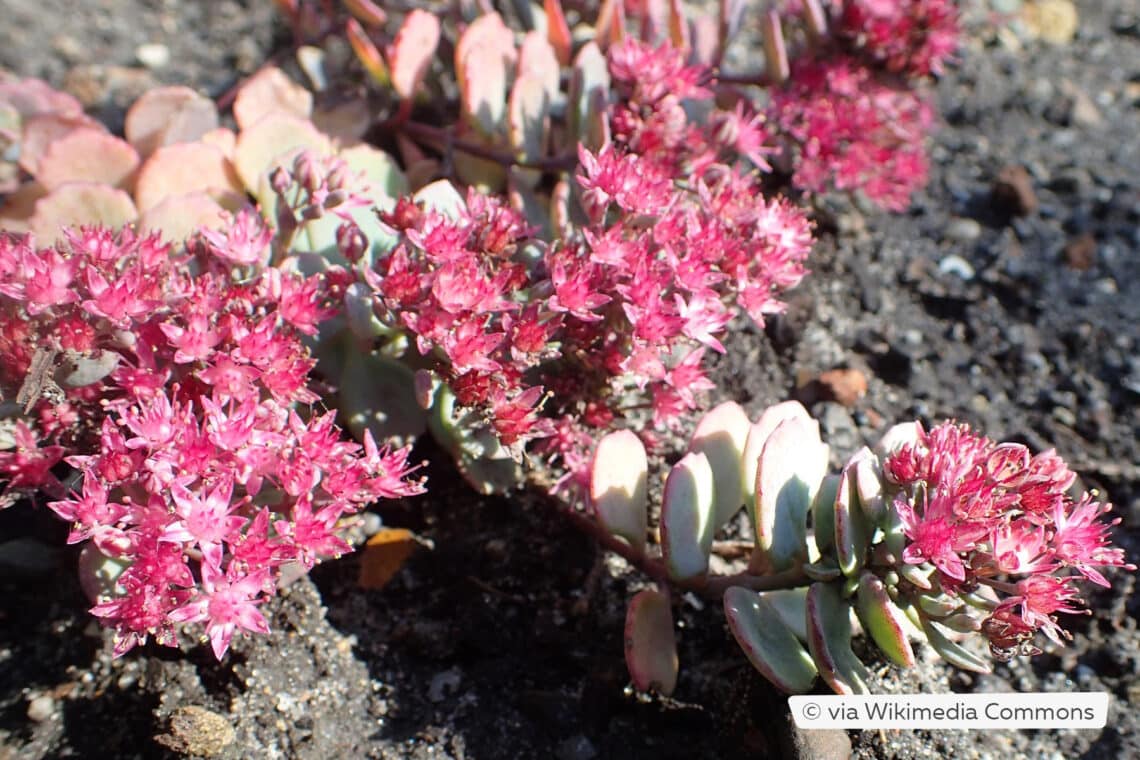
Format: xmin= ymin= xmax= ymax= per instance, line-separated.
xmin=134 ymin=142 xmax=243 ymax=213
xmin=455 ymin=13 xmax=517 ymax=83
xmin=20 ymin=113 xmax=104 ymax=175
xmin=753 ymin=416 xmax=829 ymax=572
xmin=660 ymin=451 xmax=715 ymax=581
xmin=338 ymin=142 xmax=408 ymax=202
xmin=854 ymin=572 xmax=915 ymax=667
xmin=811 ymin=474 xmax=840 ymax=557
xmin=625 ymin=589 xmax=678 ymax=696
xmin=668 ymin=0 xmax=690 ymax=51
xmin=389 ymin=10 xmax=441 ymax=100
xmin=517 ymin=31 xmax=561 ymax=101
xmin=507 ymin=73 xmax=549 ymax=188
xmin=589 ymin=430 xmax=648 ymax=552
xmin=761 ymin=8 xmax=789 ymax=83
xmin=426 ymin=382 xmax=521 ymax=494
xmin=460 ymin=44 xmax=509 ymax=138
xmin=758 ymin=587 xmax=810 ymax=643
xmin=346 ymin=18 xmax=390 ymax=87
xmin=725 ymin=586 xmax=817 ymax=694
xmin=850 ymin=447 xmax=885 ymax=524
xmin=36 ymin=129 xmax=139 ymax=191
xmin=875 ymin=421 xmax=923 ymax=459
xmin=233 ymin=66 xmax=314 ymax=131
xmin=137 ymin=192 xmax=228 ymax=242
xmin=568 ymin=43 xmax=610 ymax=145
xmin=741 ymin=400 xmax=813 ymax=510
xmin=917 ymin=612 xmax=993 ymax=673
xmin=543 ymin=0 xmax=573 ymax=65
xmin=413 ymin=179 xmax=466 ymax=219
xmin=29 ymin=183 xmax=138 ymax=244
xmin=233 ymin=113 xmax=331 ymax=193
xmin=340 ymin=350 xmax=428 ymax=446
xmin=834 ymin=461 xmax=871 ymax=577
xmin=806 ymin=582 xmax=870 ymax=695
xmin=687 ymin=401 xmax=751 ymax=531
xmin=124 ymin=86 xmax=219 ymax=159
xmin=343 ymin=0 xmax=387 ymax=26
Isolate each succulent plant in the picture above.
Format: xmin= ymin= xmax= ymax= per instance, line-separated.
xmin=592 ymin=401 xmax=1134 ymax=696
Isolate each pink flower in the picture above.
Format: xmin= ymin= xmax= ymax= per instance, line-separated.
xmin=894 ymin=489 xmax=987 ymax=581
xmin=163 ymin=478 xmax=246 ymax=569
xmin=168 ymin=562 xmax=271 ymax=659
xmin=1050 ymin=495 xmax=1136 ymax=587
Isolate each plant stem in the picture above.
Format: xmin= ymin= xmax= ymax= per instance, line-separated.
xmin=560 ymin=508 xmax=809 ymax=600
xmin=399 ymin=120 xmax=579 ymax=173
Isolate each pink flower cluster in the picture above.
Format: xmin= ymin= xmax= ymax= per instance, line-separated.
xmin=768 ymin=56 xmax=935 ymax=213
xmin=836 ymin=0 xmax=959 ymax=77
xmin=763 ymin=0 xmax=957 ymax=211
xmin=0 ymin=222 xmax=424 ymax=658
xmin=886 ymin=422 xmax=1135 ymax=658
xmin=361 ymin=40 xmax=812 ymax=491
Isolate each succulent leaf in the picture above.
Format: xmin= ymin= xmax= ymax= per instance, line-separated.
xmin=660 ymin=451 xmax=715 ymax=580
xmin=340 ymin=349 xmax=428 ymax=446
xmin=137 ymin=192 xmax=229 ymax=242
xmin=806 ymin=582 xmax=871 ymax=695
xmin=232 ymin=66 xmax=314 ymax=132
xmin=875 ymin=420 xmax=923 ymax=459
xmin=589 ymin=430 xmax=648 ymax=553
xmin=346 ymin=18 xmax=391 ymax=87
xmin=811 ymin=473 xmax=840 ymax=556
xmin=30 ymin=183 xmax=138 ymax=244
xmin=568 ymin=43 xmax=609 ymax=146
xmin=234 ymin=113 xmax=331 ymax=193
xmin=834 ymin=462 xmax=871 ymax=577
xmin=849 ymin=447 xmax=885 ymax=524
xmin=854 ymin=572 xmax=916 ymax=667
xmin=687 ymin=401 xmax=751 ymax=531
xmin=389 ymin=10 xmax=441 ymax=100
xmin=124 ymin=86 xmax=219 ymax=159
xmin=803 ymin=559 xmax=843 ymax=582
xmin=753 ymin=415 xmax=829 ymax=572
xmin=543 ymin=0 xmax=573 ymax=65
xmin=135 ymin=142 xmax=243 ymax=213
xmin=725 ymin=586 xmax=817 ymax=694
xmin=917 ymin=613 xmax=993 ymax=673
xmin=761 ymin=9 xmax=790 ymax=83
xmin=36 ymin=129 xmax=139 ymax=191
xmin=507 ymin=73 xmax=550 ymax=188
xmin=741 ymin=400 xmax=813 ymax=510
xmin=624 ymin=588 xmax=679 ymax=696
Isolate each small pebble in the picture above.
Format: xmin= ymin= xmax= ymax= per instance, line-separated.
xmin=135 ymin=43 xmax=171 ymax=70
xmin=938 ymin=255 xmax=976 ymax=280
xmin=944 ymin=218 xmax=982 ymax=243
xmin=27 ymin=694 xmax=55 ymax=722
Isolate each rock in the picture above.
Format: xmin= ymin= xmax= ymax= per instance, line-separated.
xmin=154 ymin=706 xmax=235 ymax=758
xmin=944 ymin=217 xmax=982 ymax=243
xmin=1062 ymin=232 xmax=1097 ymax=270
xmin=1023 ymin=0 xmax=1079 ymax=45
xmin=27 ymin=694 xmax=55 ymax=722
xmin=788 ymin=722 xmax=852 ymax=760
xmin=135 ymin=43 xmax=171 ymax=70
xmin=938 ymin=255 xmax=976 ymax=280
xmin=556 ymin=734 xmax=598 ymax=760
xmin=992 ymin=165 xmax=1038 ymax=217
xmin=816 ymin=368 xmax=869 ymax=407
xmin=428 ymin=667 xmax=462 ymax=702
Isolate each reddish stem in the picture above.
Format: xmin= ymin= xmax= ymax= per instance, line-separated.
xmin=399 ymin=120 xmax=579 ymax=173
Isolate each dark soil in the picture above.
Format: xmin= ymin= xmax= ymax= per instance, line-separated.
xmin=2 ymin=1 xmax=1140 ymax=759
